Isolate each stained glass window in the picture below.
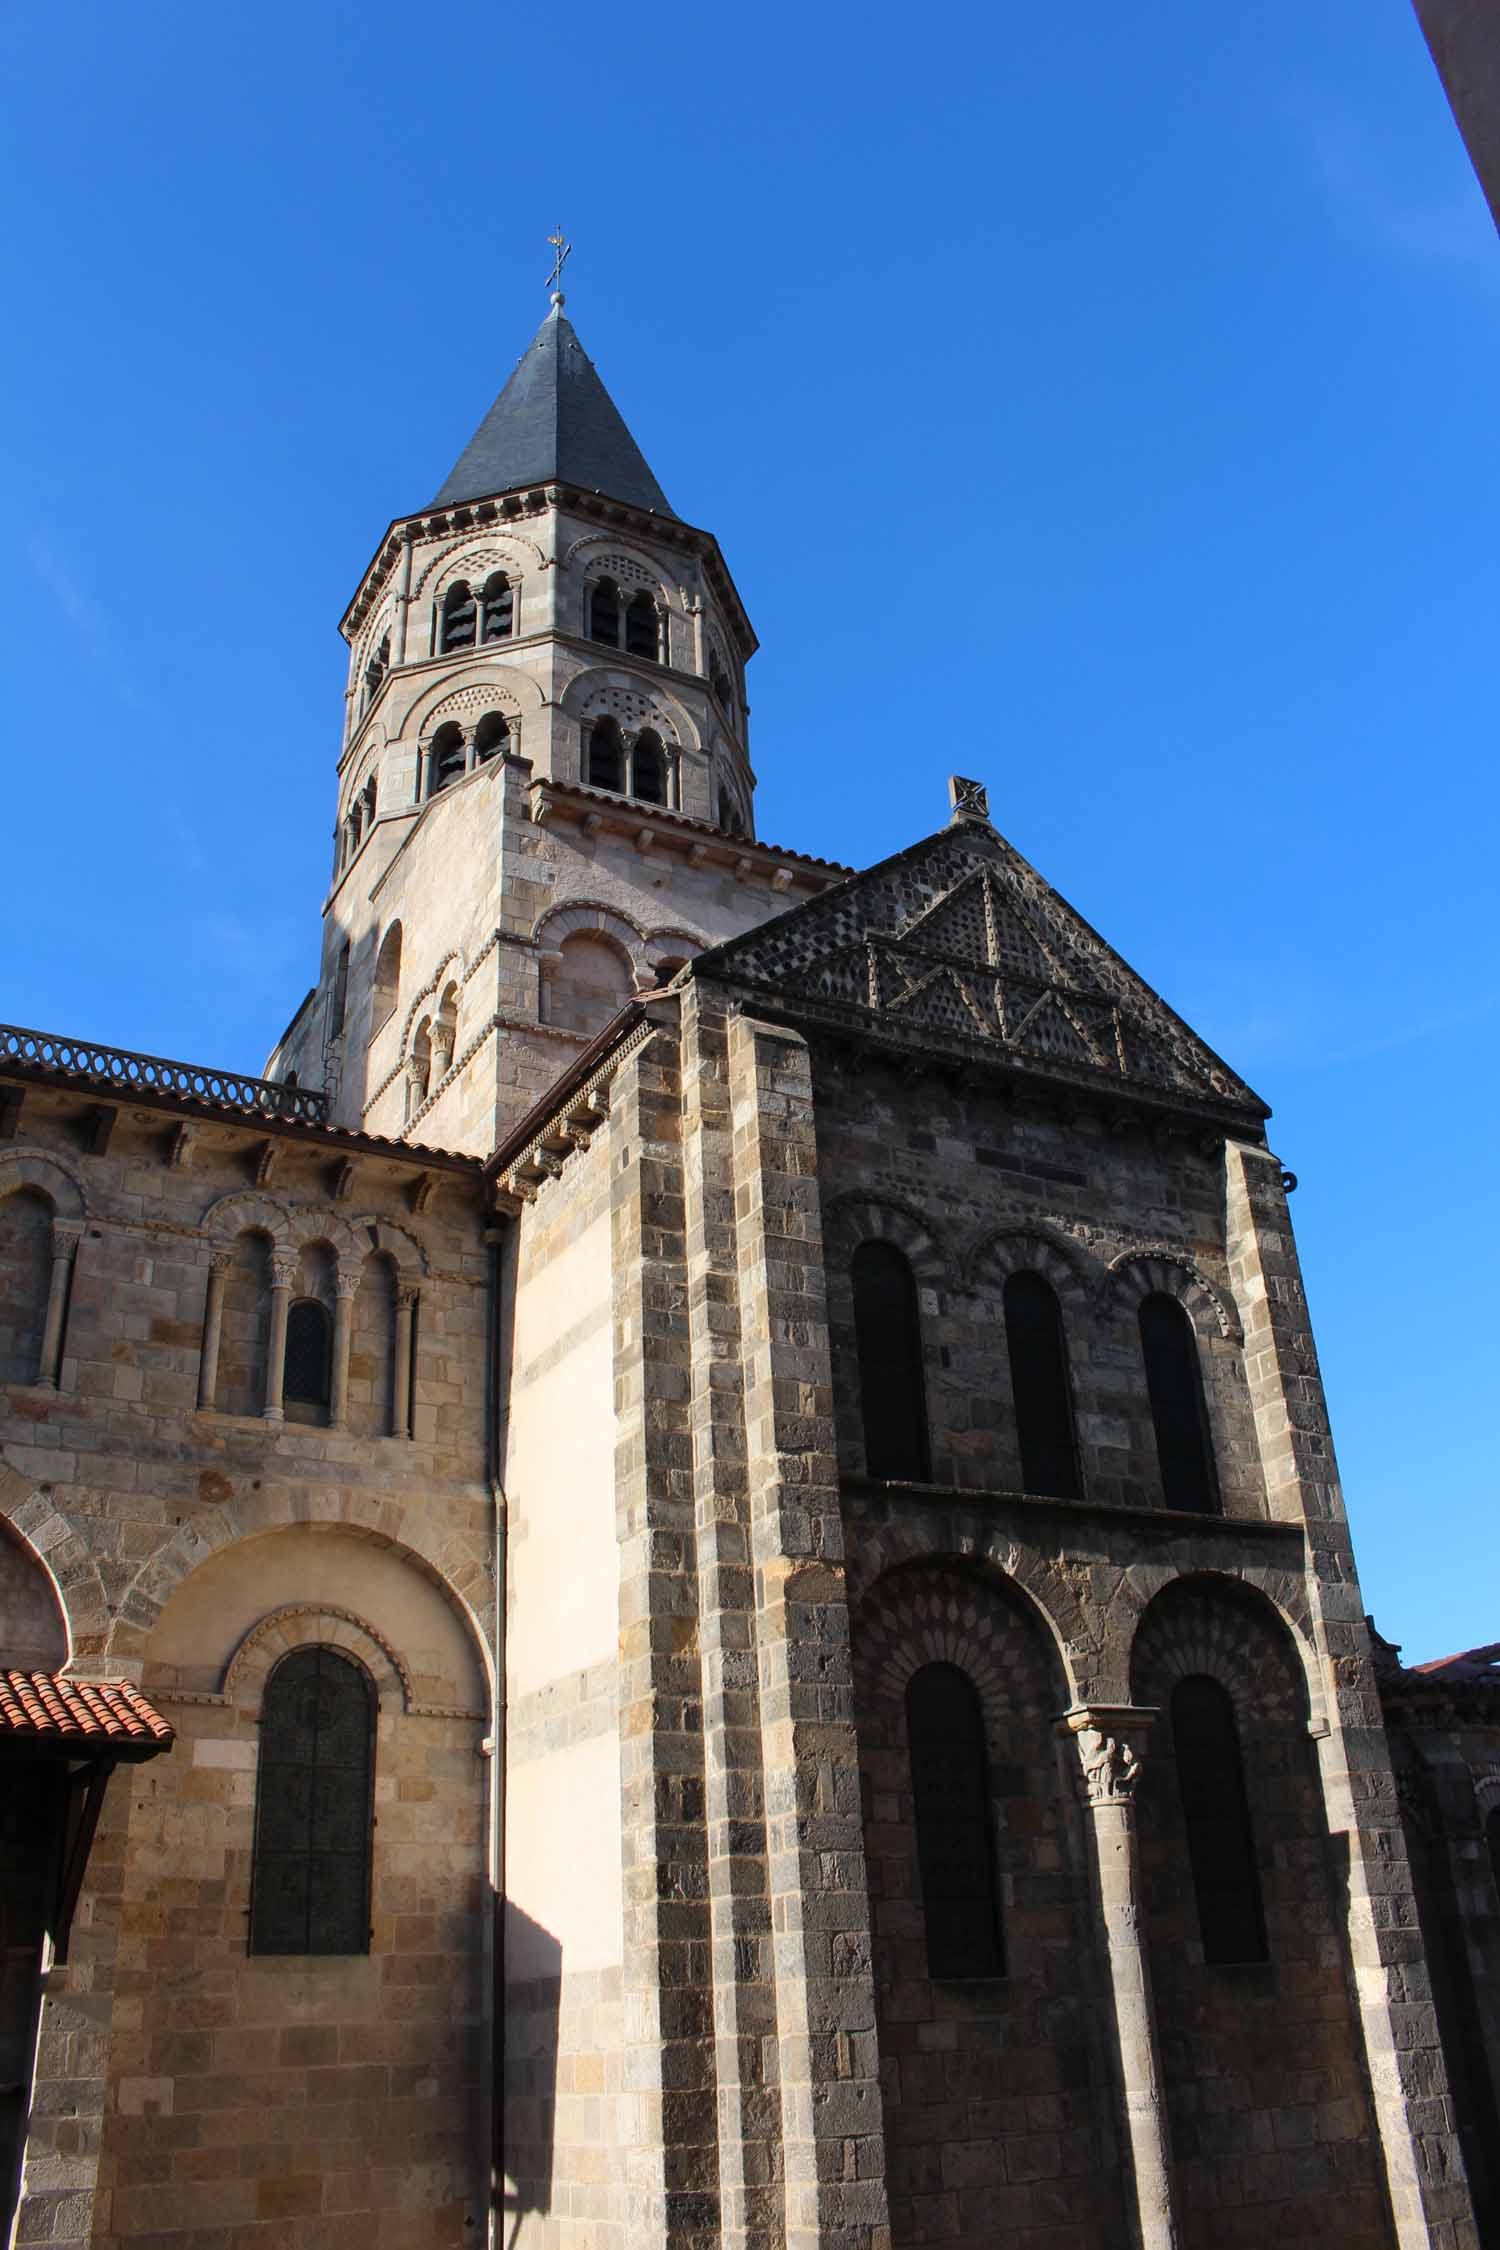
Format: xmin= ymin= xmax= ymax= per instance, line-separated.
xmin=1139 ymin=1292 xmax=1220 ymax=1514
xmin=250 ymin=1647 xmax=374 ymax=1955
xmin=852 ymin=1241 xmax=930 ymax=1481
xmin=1004 ymin=1270 xmax=1081 ymax=1498
xmin=1172 ymin=1675 xmax=1267 ymax=1965
xmin=906 ymin=1662 xmax=1004 ymax=1979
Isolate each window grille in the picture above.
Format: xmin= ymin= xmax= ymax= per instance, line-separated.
xmin=429 ymin=726 xmax=466 ymax=796
xmin=250 ymin=1647 xmax=375 ymax=1955
xmin=1171 ymin=1675 xmax=1267 ymax=1964
xmin=851 ymin=1240 xmax=931 ymax=1481
xmin=1004 ymin=1271 xmax=1081 ymax=1498
xmin=1138 ymin=1293 xmax=1219 ymax=1513
xmin=906 ymin=1662 xmax=1004 ymax=1979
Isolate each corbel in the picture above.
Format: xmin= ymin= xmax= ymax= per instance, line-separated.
xmin=166 ymin=1122 xmax=197 ymax=1171
xmin=253 ymin=1139 xmax=281 ymax=1188
xmin=408 ymin=1171 xmax=436 ymax=1216
xmin=771 ymin=867 xmax=795 ymax=892
xmin=331 ymin=1158 xmax=359 ymax=1203
xmin=634 ymin=826 xmax=656 ymax=854
xmin=687 ymin=844 xmax=710 ymax=869
xmin=81 ymin=1102 xmax=118 ymax=1154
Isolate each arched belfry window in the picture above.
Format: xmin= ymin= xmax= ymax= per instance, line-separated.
xmin=480 ymin=572 xmax=513 ymax=642
xmin=250 ymin=1647 xmax=375 ymax=1956
xmin=474 ymin=711 xmax=508 ymax=765
xmin=589 ymin=579 xmax=621 ymax=646
xmin=439 ymin=580 xmax=477 ymax=652
xmin=1004 ymin=1271 xmax=1081 ymax=1499
xmin=851 ymin=1240 xmax=930 ymax=1481
xmin=1138 ymin=1292 xmax=1219 ymax=1514
xmin=633 ymin=730 xmax=666 ymax=805
xmin=906 ymin=1662 xmax=1004 ymax=1980
xmin=284 ymin=1298 xmax=332 ymax=1418
xmin=586 ymin=718 xmax=625 ymax=793
xmin=363 ymin=633 xmax=389 ymax=711
xmin=625 ymin=591 xmax=659 ymax=660
xmin=1171 ymin=1675 xmax=1267 ymax=1965
xmin=428 ymin=723 xmax=466 ymax=797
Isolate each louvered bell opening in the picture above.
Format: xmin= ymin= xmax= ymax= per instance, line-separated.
xmin=440 ymin=584 xmax=477 ymax=652
xmin=625 ymin=596 xmax=658 ymax=660
xmin=481 ymin=576 xmax=513 ymax=641
xmin=589 ymin=583 xmax=621 ymax=646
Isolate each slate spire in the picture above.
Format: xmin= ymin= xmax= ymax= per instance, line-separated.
xmin=431 ymin=294 xmax=676 ymax=517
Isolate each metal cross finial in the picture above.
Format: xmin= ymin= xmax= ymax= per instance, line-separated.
xmin=546 ymin=226 xmax=572 ymax=295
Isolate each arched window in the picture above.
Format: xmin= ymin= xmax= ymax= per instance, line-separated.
xmin=710 ymin=656 xmax=732 ymax=712
xmin=250 ymin=1646 xmax=375 ymax=1955
xmin=633 ymin=730 xmax=666 ymax=805
xmin=474 ymin=711 xmax=508 ymax=764
xmin=851 ymin=1240 xmax=930 ymax=1481
xmin=428 ymin=723 xmax=466 ymax=797
xmin=284 ymin=1298 xmax=332 ymax=1416
xmin=1138 ymin=1292 xmax=1219 ymax=1514
xmin=363 ymin=633 xmax=389 ymax=711
xmin=329 ymin=943 xmax=350 ymax=1038
xmin=362 ymin=775 xmax=377 ymax=825
xmin=717 ymin=786 xmax=746 ymax=837
xmin=1488 ymin=1807 xmax=1500 ymax=1906
xmin=439 ymin=580 xmax=476 ymax=653
xmin=1004 ymin=1271 xmax=1081 ymax=1499
xmin=586 ymin=718 xmax=625 ymax=793
xmin=1171 ymin=1676 xmax=1267 ymax=1964
xmin=906 ymin=1663 xmax=1004 ymax=1979
xmin=372 ymin=922 xmax=402 ymax=1034
xmin=480 ymin=572 xmax=513 ymax=642
xmin=589 ymin=578 xmax=621 ymax=646
xmin=625 ymin=591 xmax=659 ymax=660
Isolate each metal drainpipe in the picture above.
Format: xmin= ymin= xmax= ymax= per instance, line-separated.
xmin=483 ymin=1216 xmax=512 ymax=2246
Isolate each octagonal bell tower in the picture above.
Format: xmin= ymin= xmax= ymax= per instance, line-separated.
xmin=267 ymin=290 xmax=840 ymax=1157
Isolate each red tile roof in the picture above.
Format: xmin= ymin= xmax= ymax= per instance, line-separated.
xmin=0 ymin=1670 xmax=175 ymax=1756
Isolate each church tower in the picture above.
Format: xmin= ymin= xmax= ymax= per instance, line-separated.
xmin=267 ymin=289 xmax=840 ymax=1157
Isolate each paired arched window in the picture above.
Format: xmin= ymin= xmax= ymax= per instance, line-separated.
xmin=427 ymin=724 xmax=466 ymax=797
xmin=1171 ymin=1675 xmax=1267 ymax=1964
xmin=439 ymin=580 xmax=477 ymax=653
xmin=1003 ymin=1271 xmax=1081 ymax=1499
xmin=250 ymin=1646 xmax=375 ymax=1955
xmin=284 ymin=1298 xmax=332 ymax=1417
xmin=362 ymin=633 xmax=389 ymax=712
xmin=480 ymin=572 xmax=513 ymax=641
xmin=906 ymin=1662 xmax=1004 ymax=1979
xmin=329 ymin=943 xmax=350 ymax=1038
xmin=633 ymin=730 xmax=665 ymax=805
xmin=372 ymin=922 xmax=402 ymax=1032
xmin=474 ymin=711 xmax=508 ymax=764
xmin=851 ymin=1240 xmax=930 ymax=1481
xmin=710 ymin=655 xmax=733 ymax=714
xmin=586 ymin=718 xmax=625 ymax=793
xmin=1139 ymin=1292 xmax=1219 ymax=1514
xmin=717 ymin=786 xmax=746 ymax=838
xmin=588 ymin=577 xmax=661 ymax=661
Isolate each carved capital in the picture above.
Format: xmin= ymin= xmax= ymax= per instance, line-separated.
xmin=1063 ymin=1705 xmax=1157 ymax=1807
xmin=49 ymin=1218 xmax=85 ymax=1258
xmin=208 ymin=1248 xmax=236 ymax=1277
xmin=270 ymin=1255 xmax=300 ymax=1293
xmin=335 ymin=1268 xmax=360 ymax=1301
xmin=395 ymin=1282 xmax=421 ymax=1311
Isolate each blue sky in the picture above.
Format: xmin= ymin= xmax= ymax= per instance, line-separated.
xmin=1 ymin=3 xmax=1494 ymax=1659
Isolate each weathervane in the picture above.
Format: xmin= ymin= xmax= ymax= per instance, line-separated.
xmin=546 ymin=225 xmax=572 ymax=299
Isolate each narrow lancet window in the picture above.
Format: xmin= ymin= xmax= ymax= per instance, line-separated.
xmin=1138 ymin=1292 xmax=1219 ymax=1513
xmin=480 ymin=572 xmax=513 ymax=641
xmin=633 ymin=730 xmax=666 ymax=804
xmin=1171 ymin=1675 xmax=1268 ymax=1964
xmin=283 ymin=1298 xmax=332 ymax=1416
xmin=906 ymin=1662 xmax=1004 ymax=1979
xmin=589 ymin=579 xmax=620 ymax=646
xmin=250 ymin=1647 xmax=375 ymax=1955
xmin=851 ymin=1240 xmax=930 ymax=1481
xmin=587 ymin=718 xmax=625 ymax=793
xmin=625 ymin=591 xmax=659 ymax=660
xmin=1004 ymin=1271 xmax=1081 ymax=1498
xmin=439 ymin=580 xmax=476 ymax=652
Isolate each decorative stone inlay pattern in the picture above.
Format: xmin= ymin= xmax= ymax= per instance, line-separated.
xmin=699 ymin=827 xmax=1268 ymax=1115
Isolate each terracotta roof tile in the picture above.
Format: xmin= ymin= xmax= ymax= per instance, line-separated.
xmin=0 ymin=1670 xmax=175 ymax=1754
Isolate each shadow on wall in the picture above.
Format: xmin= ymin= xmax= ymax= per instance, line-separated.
xmin=499 ymin=1899 xmax=561 ymax=2246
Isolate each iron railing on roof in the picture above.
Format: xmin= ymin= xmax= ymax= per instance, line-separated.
xmin=0 ymin=1022 xmax=330 ymax=1125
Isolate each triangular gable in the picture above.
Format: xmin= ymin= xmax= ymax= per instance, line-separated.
xmin=695 ymin=821 xmax=1266 ymax=1117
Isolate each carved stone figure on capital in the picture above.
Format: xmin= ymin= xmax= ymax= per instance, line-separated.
xmin=1077 ymin=1725 xmax=1143 ymax=1806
